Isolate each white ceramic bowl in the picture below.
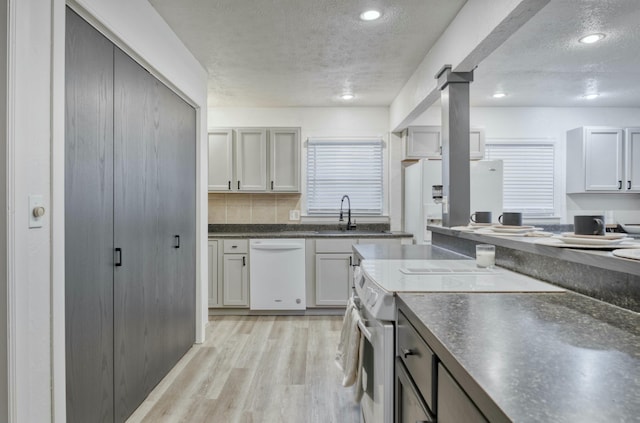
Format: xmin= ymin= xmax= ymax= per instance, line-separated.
xmin=620 ymin=223 xmax=640 ymax=234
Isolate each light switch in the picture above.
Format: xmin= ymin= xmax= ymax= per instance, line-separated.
xmin=29 ymin=195 xmax=45 ymax=228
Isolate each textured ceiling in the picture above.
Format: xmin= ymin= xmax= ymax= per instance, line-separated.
xmin=148 ymin=0 xmax=466 ymax=107
xmin=149 ymin=0 xmax=640 ymax=109
xmin=471 ymin=0 xmax=640 ymax=107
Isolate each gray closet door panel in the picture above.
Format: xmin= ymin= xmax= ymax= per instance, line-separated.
xmin=65 ymin=8 xmax=114 ymax=423
xmin=113 ymin=48 xmax=166 ymax=422
xmin=158 ymin=85 xmax=197 ymax=361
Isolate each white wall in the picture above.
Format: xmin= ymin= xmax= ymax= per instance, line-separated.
xmin=208 ymin=107 xmax=403 ymax=229
xmin=7 ymin=0 xmax=208 ymax=421
xmin=411 ymin=106 xmax=640 ymax=223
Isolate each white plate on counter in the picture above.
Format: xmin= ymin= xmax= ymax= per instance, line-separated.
xmin=477 ymin=228 xmax=544 ymax=237
xmin=560 ymin=232 xmax=627 ymax=240
xmin=556 ymin=235 xmax=632 ymax=246
xmin=612 ymin=249 xmax=640 ymax=260
xmin=535 ymin=238 xmax=640 ymax=250
xmin=489 ymin=225 xmax=542 ymax=234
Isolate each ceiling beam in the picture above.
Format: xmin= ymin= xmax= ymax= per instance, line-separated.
xmin=389 ymin=0 xmax=550 ymax=133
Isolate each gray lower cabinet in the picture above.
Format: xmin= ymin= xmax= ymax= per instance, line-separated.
xmin=437 ymin=364 xmax=488 ymax=423
xmin=315 ymin=253 xmax=353 ymax=306
xmin=396 ymin=309 xmax=487 ymax=423
xmin=223 ymin=254 xmax=249 ymax=306
xmin=65 ymin=8 xmax=195 ymax=423
xmin=208 ymin=241 xmax=219 ymax=306
xmin=314 ymin=239 xmax=356 ymax=306
xmin=396 ymin=358 xmax=435 ymax=423
xmin=208 ymin=239 xmax=249 ymax=308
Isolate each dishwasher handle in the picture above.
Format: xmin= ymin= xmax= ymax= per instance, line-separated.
xmin=251 ymin=243 xmax=304 ymax=251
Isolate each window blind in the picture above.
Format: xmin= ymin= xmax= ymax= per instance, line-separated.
xmin=485 ymin=143 xmax=555 ymax=217
xmin=306 ymin=138 xmax=383 ymax=215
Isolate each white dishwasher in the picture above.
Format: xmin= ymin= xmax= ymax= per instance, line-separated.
xmin=249 ymin=239 xmax=306 ymax=310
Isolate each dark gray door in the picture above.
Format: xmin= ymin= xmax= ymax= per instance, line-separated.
xmin=113 ymin=48 xmax=196 ymax=422
xmin=65 ymin=8 xmax=114 ymax=423
xmin=158 ymin=83 xmax=197 ymax=362
xmin=113 ymin=48 xmax=166 ymax=422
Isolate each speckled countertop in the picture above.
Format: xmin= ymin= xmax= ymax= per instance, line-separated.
xmin=398 ymin=292 xmax=640 ymax=422
xmin=207 ymin=223 xmax=412 ymax=239
xmin=207 ymin=230 xmax=412 ymax=239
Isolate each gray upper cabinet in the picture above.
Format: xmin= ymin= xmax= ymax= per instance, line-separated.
xmin=566 ymin=126 xmax=637 ymax=193
xmin=208 ymin=129 xmax=233 ymax=191
xmin=236 ymin=128 xmax=268 ymax=191
xmin=402 ymin=126 xmax=485 ymax=160
xmin=208 ymin=127 xmax=301 ymax=193
xmin=404 ymin=126 xmax=441 ymax=159
xmin=625 ymin=128 xmax=640 ymax=192
xmin=270 ymin=127 xmax=300 ymax=192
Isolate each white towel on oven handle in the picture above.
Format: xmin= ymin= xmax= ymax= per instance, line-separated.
xmin=335 ymin=297 xmax=363 ymax=389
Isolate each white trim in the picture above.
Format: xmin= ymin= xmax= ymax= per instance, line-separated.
xmin=6 ymin=0 xmax=16 ymax=418
xmin=50 ymin=1 xmax=66 ymax=421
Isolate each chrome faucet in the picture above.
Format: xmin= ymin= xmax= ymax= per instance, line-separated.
xmin=339 ymin=195 xmax=357 ymax=230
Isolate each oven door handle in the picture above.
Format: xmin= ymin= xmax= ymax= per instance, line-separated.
xmin=357 ymin=319 xmax=373 ymax=341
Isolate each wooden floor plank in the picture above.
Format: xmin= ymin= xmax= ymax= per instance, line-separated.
xmin=126 ymin=315 xmax=360 ymax=423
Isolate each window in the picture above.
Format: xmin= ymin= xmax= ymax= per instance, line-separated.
xmin=485 ymin=141 xmax=556 ymax=217
xmin=306 ymin=138 xmax=383 ymax=215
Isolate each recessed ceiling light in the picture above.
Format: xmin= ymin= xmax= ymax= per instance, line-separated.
xmin=360 ymin=10 xmax=381 ymax=21
xmin=341 ymin=93 xmax=355 ymax=100
xmin=579 ymin=33 xmax=605 ymax=44
xmin=582 ymin=93 xmax=599 ymax=100
xmin=492 ymin=92 xmax=507 ymax=98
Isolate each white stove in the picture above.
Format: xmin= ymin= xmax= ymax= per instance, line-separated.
xmin=356 ymin=259 xmax=564 ymax=321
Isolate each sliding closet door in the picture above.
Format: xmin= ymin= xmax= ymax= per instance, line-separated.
xmin=113 ymin=48 xmax=168 ymax=422
xmin=157 ymin=83 xmax=197 ymax=363
xmin=65 ymin=8 xmax=114 ymax=423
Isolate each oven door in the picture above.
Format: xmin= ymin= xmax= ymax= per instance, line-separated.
xmin=358 ymin=305 xmax=394 ymax=423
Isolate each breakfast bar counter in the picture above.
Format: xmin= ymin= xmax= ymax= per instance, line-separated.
xmin=428 ymin=225 xmax=640 ymax=312
xmin=398 ymin=291 xmax=640 ymax=422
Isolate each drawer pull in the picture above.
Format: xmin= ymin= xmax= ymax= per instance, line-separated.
xmin=401 ymin=347 xmax=414 ymax=359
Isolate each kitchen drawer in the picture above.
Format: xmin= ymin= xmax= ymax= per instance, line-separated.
xmin=437 ymin=363 xmax=487 ymax=423
xmin=315 ymin=238 xmax=357 ymax=253
xmin=397 ymin=310 xmax=436 ymax=412
xmin=223 ymin=239 xmax=248 ymax=254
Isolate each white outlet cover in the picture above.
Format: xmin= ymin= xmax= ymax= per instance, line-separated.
xmin=289 ymin=210 xmax=300 ymax=221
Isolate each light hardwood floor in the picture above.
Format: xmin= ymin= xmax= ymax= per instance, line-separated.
xmin=126 ymin=316 xmax=360 ymax=423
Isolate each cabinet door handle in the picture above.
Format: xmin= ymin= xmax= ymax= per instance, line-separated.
xmin=115 ymin=248 xmax=122 ymax=267
xmin=349 ymin=256 xmax=352 ymax=266
xmin=401 ymin=347 xmax=414 ymax=359
xmin=238 ymin=180 xmax=240 ymax=190
xmin=228 ymin=180 xmax=231 ymax=190
xmin=618 ymin=180 xmax=622 ymax=190
xmin=174 ymin=235 xmax=180 ymax=249
xmin=271 ymin=180 xmax=274 ymax=190
xmin=242 ymin=256 xmax=246 ymax=266
xmin=628 ymin=181 xmax=632 ymax=190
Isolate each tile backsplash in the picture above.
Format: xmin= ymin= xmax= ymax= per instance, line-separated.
xmin=208 ymin=193 xmax=301 ymax=224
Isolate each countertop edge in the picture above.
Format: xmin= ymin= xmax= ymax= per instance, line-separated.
xmin=428 ymin=225 xmax=640 ymax=277
xmin=207 ymin=231 xmax=413 ymax=239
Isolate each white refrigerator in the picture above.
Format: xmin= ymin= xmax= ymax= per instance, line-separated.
xmin=404 ymin=159 xmax=503 ymax=243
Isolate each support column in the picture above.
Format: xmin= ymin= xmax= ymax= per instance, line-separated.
xmin=436 ymin=65 xmax=473 ymax=227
